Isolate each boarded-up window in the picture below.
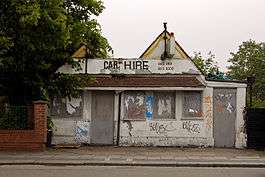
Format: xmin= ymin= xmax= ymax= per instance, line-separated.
xmin=183 ymin=91 xmax=202 ymax=117
xmin=124 ymin=91 xmax=145 ymax=120
xmin=50 ymin=96 xmax=83 ymax=118
xmin=153 ymin=92 xmax=175 ymax=119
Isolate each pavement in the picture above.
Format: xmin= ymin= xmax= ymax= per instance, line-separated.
xmin=0 ymin=146 xmax=265 ymax=167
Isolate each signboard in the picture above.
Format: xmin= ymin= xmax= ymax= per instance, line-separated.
xmin=59 ymin=58 xmax=200 ymax=75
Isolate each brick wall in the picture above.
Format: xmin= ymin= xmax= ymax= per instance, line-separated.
xmin=0 ymin=101 xmax=47 ymax=151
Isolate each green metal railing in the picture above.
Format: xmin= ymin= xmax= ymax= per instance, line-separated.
xmin=0 ymin=105 xmax=32 ymax=130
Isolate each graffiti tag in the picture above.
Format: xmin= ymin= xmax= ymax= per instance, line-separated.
xmin=182 ymin=121 xmax=201 ymax=133
xmin=75 ymin=121 xmax=89 ymax=143
xmin=149 ymin=122 xmax=176 ymax=134
xmin=204 ymin=96 xmax=213 ymax=129
xmin=215 ymin=93 xmax=235 ymax=113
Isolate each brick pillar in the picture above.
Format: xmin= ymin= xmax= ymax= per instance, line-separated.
xmin=33 ymin=100 xmax=48 ymax=150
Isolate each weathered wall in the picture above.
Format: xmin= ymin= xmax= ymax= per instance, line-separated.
xmin=213 ymin=88 xmax=237 ymax=147
xmin=235 ymin=87 xmax=247 ymax=148
xmin=51 ymin=92 xmax=91 ymax=145
xmin=119 ymin=89 xmax=214 ymax=147
xmin=51 ymin=85 xmax=245 ymax=148
xmin=51 ymin=90 xmax=119 ymax=145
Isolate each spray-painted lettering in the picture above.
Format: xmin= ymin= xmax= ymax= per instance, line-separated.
xmin=182 ymin=121 xmax=201 ymax=133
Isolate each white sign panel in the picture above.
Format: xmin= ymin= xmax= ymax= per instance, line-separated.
xmin=59 ymin=58 xmax=200 ymax=75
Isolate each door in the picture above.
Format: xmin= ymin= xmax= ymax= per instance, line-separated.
xmin=213 ymin=88 xmax=237 ymax=147
xmin=91 ymin=91 xmax=114 ymax=145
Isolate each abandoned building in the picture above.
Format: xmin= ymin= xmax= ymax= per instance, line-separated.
xmin=51 ymin=25 xmax=247 ymax=148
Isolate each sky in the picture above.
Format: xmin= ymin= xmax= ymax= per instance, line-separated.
xmin=98 ymin=0 xmax=265 ymax=71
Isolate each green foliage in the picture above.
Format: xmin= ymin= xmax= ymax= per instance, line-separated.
xmin=0 ymin=0 xmax=110 ymax=104
xmin=192 ymin=51 xmax=219 ymax=75
xmin=192 ymin=51 xmax=224 ymax=78
xmin=228 ymin=40 xmax=265 ymax=107
xmin=47 ymin=116 xmax=55 ymax=130
xmin=0 ymin=106 xmax=29 ymax=129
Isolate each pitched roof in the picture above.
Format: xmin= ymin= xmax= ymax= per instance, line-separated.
xmin=71 ymin=43 xmax=88 ymax=59
xmin=139 ymin=31 xmax=190 ymax=59
xmin=83 ymin=75 xmax=205 ymax=87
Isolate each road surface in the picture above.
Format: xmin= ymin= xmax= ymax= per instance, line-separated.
xmin=0 ymin=165 xmax=265 ymax=177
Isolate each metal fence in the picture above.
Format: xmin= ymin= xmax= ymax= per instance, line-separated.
xmin=0 ymin=105 xmax=33 ymax=130
xmin=246 ymin=108 xmax=265 ymax=149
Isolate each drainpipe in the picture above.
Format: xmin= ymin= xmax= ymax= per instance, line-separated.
xmin=85 ymin=59 xmax=88 ymax=74
xmin=116 ymin=91 xmax=122 ymax=146
xmin=84 ymin=45 xmax=90 ymax=74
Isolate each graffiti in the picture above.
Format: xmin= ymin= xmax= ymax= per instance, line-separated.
xmin=50 ymin=97 xmax=82 ymax=117
xmin=125 ymin=121 xmax=133 ymax=137
xmin=149 ymin=122 xmax=166 ymax=134
xmin=215 ymin=93 xmax=235 ymax=114
xmin=75 ymin=121 xmax=89 ymax=143
xmin=182 ymin=121 xmax=201 ymax=133
xmin=149 ymin=122 xmax=176 ymax=134
xmin=226 ymin=102 xmax=234 ymax=113
xmin=66 ymin=97 xmax=82 ymax=114
xmin=124 ymin=92 xmax=145 ymax=120
xmin=146 ymin=96 xmax=153 ymax=120
xmin=204 ymin=96 xmax=213 ymax=129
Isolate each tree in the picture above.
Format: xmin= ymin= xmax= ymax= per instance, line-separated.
xmin=192 ymin=51 xmax=226 ymax=79
xmin=0 ymin=0 xmax=110 ymax=105
xmin=227 ymin=40 xmax=265 ymax=107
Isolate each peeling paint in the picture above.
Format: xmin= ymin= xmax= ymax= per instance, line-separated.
xmin=124 ymin=92 xmax=145 ymax=120
xmin=215 ymin=93 xmax=235 ymax=114
xmin=183 ymin=92 xmax=202 ymax=117
xmin=125 ymin=120 xmax=133 ymax=137
xmin=50 ymin=97 xmax=83 ymax=118
xmin=66 ymin=97 xmax=82 ymax=114
xmin=213 ymin=89 xmax=237 ymax=147
xmin=154 ymin=92 xmax=175 ymax=119
xmin=204 ymin=96 xmax=213 ymax=129
xmin=158 ymin=99 xmax=171 ymax=116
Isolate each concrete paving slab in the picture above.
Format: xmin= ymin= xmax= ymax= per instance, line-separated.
xmin=0 ymin=147 xmax=264 ymax=167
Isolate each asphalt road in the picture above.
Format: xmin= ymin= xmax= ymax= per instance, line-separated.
xmin=0 ymin=165 xmax=265 ymax=177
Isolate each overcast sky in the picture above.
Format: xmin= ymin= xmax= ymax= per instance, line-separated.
xmin=98 ymin=0 xmax=265 ymax=70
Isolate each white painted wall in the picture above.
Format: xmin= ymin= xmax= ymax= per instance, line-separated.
xmin=235 ymin=87 xmax=247 ymax=148
xmin=119 ymin=90 xmax=214 ymax=147
xmin=52 ymin=91 xmax=92 ymax=145
xmin=51 ymin=84 xmax=246 ymax=148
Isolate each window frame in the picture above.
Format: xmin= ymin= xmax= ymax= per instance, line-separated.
xmin=182 ymin=91 xmax=203 ymax=120
xmin=123 ymin=91 xmax=146 ymax=121
xmin=152 ymin=91 xmax=176 ymax=120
